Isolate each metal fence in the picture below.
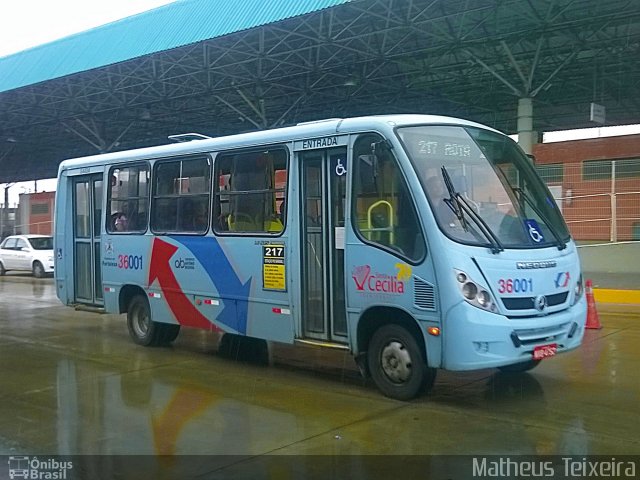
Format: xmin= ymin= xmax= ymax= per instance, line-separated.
xmin=0 ymin=219 xmax=53 ymax=239
xmin=538 ymin=158 xmax=640 ymax=243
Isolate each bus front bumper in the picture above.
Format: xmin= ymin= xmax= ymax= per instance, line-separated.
xmin=442 ymin=296 xmax=587 ymax=371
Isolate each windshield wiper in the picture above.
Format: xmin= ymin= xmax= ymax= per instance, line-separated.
xmin=440 ymin=166 xmax=467 ymax=228
xmin=513 ymin=187 xmax=567 ymax=250
xmin=441 ymin=166 xmax=504 ymax=254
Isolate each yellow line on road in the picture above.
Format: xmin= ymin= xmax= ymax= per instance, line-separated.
xmin=594 ymin=289 xmax=640 ymax=305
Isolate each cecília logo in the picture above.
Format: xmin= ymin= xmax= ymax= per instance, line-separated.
xmin=352 ymin=265 xmax=406 ymax=294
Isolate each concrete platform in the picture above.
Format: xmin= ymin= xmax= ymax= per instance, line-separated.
xmin=1 ymin=276 xmax=639 ymax=477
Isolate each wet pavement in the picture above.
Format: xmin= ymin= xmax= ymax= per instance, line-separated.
xmin=0 ymin=276 xmax=639 ymax=477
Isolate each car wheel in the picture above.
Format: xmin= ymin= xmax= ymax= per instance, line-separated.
xmin=0 ymin=262 xmax=5 ymax=276
xmin=33 ymin=261 xmax=45 ymax=278
xmin=367 ymin=324 xmax=436 ymax=400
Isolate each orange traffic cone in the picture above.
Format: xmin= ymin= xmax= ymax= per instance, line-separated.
xmin=585 ymin=279 xmax=602 ymax=329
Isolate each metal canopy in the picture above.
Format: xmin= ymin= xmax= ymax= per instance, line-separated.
xmin=1 ymin=0 xmax=639 ymax=183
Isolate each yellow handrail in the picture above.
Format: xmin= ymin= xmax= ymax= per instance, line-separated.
xmin=366 ymin=200 xmax=394 ymax=244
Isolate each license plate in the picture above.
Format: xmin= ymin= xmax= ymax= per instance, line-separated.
xmin=533 ymin=343 xmax=557 ymax=360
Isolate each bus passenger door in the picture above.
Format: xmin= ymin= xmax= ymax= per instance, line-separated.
xmin=299 ymin=148 xmax=348 ymax=343
xmin=72 ymin=174 xmax=103 ymax=306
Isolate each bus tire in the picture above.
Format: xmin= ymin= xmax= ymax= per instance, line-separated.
xmin=33 ymin=261 xmax=45 ymax=278
xmin=367 ymin=324 xmax=435 ymax=400
xmin=498 ymin=359 xmax=541 ymax=373
xmin=127 ymin=294 xmax=161 ymax=346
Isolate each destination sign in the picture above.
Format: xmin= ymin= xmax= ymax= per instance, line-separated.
xmin=294 ymin=136 xmax=348 ymax=151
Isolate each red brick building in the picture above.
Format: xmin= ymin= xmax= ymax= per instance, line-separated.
xmin=17 ymin=191 xmax=55 ymax=235
xmin=533 ymin=135 xmax=640 ymax=241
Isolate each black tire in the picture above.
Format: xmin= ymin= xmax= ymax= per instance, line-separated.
xmin=33 ymin=261 xmax=45 ymax=278
xmin=0 ymin=262 xmax=5 ymax=276
xmin=127 ymin=294 xmax=181 ymax=346
xmin=127 ymin=294 xmax=161 ymax=346
xmin=498 ymin=359 xmax=541 ymax=373
xmin=367 ymin=324 xmax=436 ymax=400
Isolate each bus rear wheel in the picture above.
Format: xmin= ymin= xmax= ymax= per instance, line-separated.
xmin=367 ymin=324 xmax=436 ymax=400
xmin=127 ymin=294 xmax=180 ymax=346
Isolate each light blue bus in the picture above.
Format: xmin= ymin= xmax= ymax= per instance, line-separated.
xmin=54 ymin=115 xmax=586 ymax=400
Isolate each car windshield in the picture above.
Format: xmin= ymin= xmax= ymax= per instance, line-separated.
xmin=29 ymin=237 xmax=53 ymax=250
xmin=396 ymin=125 xmax=570 ymax=249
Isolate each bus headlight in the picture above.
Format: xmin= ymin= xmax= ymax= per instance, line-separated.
xmin=455 ymin=269 xmax=497 ymax=312
xmin=462 ymin=282 xmax=477 ymax=299
xmin=572 ymin=274 xmax=584 ymax=305
xmin=477 ymin=290 xmax=492 ymax=307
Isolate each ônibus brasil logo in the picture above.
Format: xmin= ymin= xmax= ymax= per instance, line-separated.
xmin=352 ymin=264 xmax=409 ymax=294
xmin=7 ymin=456 xmax=73 ymax=479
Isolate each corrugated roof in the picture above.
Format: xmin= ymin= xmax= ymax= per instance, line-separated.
xmin=0 ymin=0 xmax=352 ymax=93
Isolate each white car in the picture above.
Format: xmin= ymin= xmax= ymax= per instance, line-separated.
xmin=0 ymin=234 xmax=54 ymax=278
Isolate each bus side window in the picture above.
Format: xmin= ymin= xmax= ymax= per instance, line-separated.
xmin=352 ymin=134 xmax=425 ymax=261
xmin=107 ymin=164 xmax=150 ymax=234
xmin=214 ymin=148 xmax=287 ymax=235
xmin=150 ymin=156 xmax=211 ymax=234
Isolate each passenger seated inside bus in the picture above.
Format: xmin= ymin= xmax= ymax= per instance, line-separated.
xmin=112 ymin=212 xmax=128 ymax=232
xmin=180 ymin=197 xmax=208 ymax=232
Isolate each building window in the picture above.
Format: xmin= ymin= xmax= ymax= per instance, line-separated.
xmin=536 ymin=163 xmax=564 ymax=184
xmin=108 ymin=163 xmax=150 ymax=233
xmin=31 ymin=203 xmax=49 ymax=215
xmin=151 ymin=156 xmax=211 ymax=234
xmin=213 ymin=148 xmax=287 ymax=234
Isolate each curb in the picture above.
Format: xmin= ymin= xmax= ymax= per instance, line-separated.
xmin=593 ymin=288 xmax=640 ymax=305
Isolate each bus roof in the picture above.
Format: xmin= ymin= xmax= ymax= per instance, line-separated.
xmin=57 ymin=114 xmax=502 ymax=173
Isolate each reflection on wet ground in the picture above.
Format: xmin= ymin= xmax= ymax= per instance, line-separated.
xmin=1 ymin=277 xmax=639 ymax=476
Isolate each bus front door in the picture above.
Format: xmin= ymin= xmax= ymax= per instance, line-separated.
xmin=299 ymin=148 xmax=348 ymax=343
xmin=72 ymin=174 xmax=103 ymax=306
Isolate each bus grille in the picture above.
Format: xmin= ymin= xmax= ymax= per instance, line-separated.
xmin=513 ymin=322 xmax=571 ymax=345
xmin=414 ymin=277 xmax=436 ymax=310
xmin=502 ymin=292 xmax=568 ymax=311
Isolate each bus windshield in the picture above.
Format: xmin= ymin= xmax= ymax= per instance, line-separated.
xmin=397 ymin=125 xmax=570 ymax=249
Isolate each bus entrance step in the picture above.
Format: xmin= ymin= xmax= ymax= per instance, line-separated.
xmin=295 ymin=338 xmax=349 ymax=350
xmin=73 ymin=304 xmax=106 ymax=314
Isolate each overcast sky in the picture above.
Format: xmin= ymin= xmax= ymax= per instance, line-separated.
xmin=0 ymin=0 xmax=175 ymax=58
xmin=1 ymin=1 xmax=176 ymax=205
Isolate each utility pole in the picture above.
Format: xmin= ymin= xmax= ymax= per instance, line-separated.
xmin=1 ymin=183 xmax=14 ymax=240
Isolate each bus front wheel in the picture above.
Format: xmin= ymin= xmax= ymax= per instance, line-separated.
xmin=127 ymin=294 xmax=180 ymax=346
xmin=367 ymin=324 xmax=436 ymax=400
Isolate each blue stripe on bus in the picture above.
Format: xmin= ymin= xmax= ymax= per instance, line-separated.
xmin=171 ymin=236 xmax=252 ymax=334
